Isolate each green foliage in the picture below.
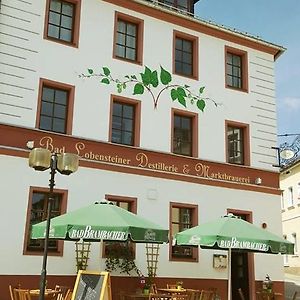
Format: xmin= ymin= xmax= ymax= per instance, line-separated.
xmin=79 ymin=65 xmax=217 ymax=111
xmin=104 ymin=242 xmax=141 ymax=276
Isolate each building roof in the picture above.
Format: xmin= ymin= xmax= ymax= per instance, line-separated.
xmin=138 ymin=0 xmax=286 ymax=59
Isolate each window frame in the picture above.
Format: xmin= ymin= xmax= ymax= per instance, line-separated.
xmin=159 ymin=0 xmax=192 ymax=12
xmin=113 ymin=11 xmax=144 ymax=65
xmin=102 ymin=195 xmax=137 ymax=258
xmin=169 ymin=202 xmax=198 ymax=262
xmin=109 ymin=95 xmax=141 ymax=147
xmin=36 ymin=78 xmax=75 ymax=135
xmin=288 ymin=186 xmax=294 ymax=207
xmin=171 ymin=108 xmax=198 ymax=157
xmin=225 ymin=120 xmax=250 ymax=166
xmin=23 ymin=186 xmax=68 ymax=256
xmin=173 ymin=30 xmax=198 ymax=80
xmin=225 ymin=46 xmax=248 ymax=92
xmin=44 ymin=0 xmax=81 ymax=47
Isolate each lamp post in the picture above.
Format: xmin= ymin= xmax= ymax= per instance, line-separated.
xmin=29 ymin=148 xmax=79 ymax=300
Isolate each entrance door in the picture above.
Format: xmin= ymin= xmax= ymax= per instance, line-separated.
xmin=228 ymin=211 xmax=252 ymax=300
xmin=231 ymin=251 xmax=249 ymax=300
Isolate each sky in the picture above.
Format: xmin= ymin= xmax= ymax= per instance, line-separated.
xmin=194 ymin=0 xmax=300 ymax=147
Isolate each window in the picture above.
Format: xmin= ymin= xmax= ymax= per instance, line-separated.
xmin=172 ymin=109 xmax=198 ymax=157
xmin=36 ymin=79 xmax=74 ymax=134
xmin=292 ymin=233 xmax=298 ymax=254
xmin=297 ymin=182 xmax=300 ymax=200
xmin=23 ymin=187 xmax=67 ymax=255
xmin=226 ymin=121 xmax=250 ymax=165
xmin=113 ymin=12 xmax=144 ymax=64
xmin=103 ymin=195 xmax=137 ymax=258
xmin=173 ymin=31 xmax=198 ymax=79
xmin=109 ymin=96 xmax=141 ymax=147
xmin=159 ymin=0 xmax=190 ymax=12
xmin=225 ymin=46 xmax=248 ymax=92
xmin=44 ymin=0 xmax=81 ymax=47
xmin=287 ymin=186 xmax=294 ymax=207
xmin=170 ymin=202 xmax=198 ymax=261
xmin=283 ymin=235 xmax=289 ymax=266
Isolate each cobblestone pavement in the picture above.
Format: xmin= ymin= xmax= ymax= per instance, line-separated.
xmin=285 ymin=273 xmax=300 ymax=300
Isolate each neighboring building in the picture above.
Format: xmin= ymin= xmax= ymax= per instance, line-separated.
xmin=0 ymin=0 xmax=286 ymax=299
xmin=280 ymin=150 xmax=300 ymax=275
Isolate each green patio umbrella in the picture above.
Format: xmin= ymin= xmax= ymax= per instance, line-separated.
xmin=31 ymin=201 xmax=169 ymax=243
xmin=174 ymin=214 xmax=294 ymax=300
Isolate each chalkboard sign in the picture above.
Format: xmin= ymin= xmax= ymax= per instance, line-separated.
xmin=72 ymin=271 xmax=112 ymax=300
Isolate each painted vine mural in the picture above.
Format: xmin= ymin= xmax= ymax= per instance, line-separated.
xmin=80 ymin=65 xmax=218 ymax=111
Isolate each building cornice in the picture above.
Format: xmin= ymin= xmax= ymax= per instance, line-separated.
xmin=1 ymin=123 xmax=280 ymax=195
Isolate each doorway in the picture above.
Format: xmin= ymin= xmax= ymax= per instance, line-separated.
xmin=228 ymin=210 xmax=254 ymax=300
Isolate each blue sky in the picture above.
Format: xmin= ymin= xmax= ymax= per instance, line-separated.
xmin=194 ymin=0 xmax=300 ymax=146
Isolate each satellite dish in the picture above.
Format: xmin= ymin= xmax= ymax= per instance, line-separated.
xmin=280 ymin=149 xmax=295 ymax=160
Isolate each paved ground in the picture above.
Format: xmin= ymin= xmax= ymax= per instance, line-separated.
xmin=284 ymin=273 xmax=300 ymax=299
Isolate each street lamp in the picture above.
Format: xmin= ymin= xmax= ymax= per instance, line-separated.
xmin=28 ymin=148 xmax=79 ymax=300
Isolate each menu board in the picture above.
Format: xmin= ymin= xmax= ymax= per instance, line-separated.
xmin=72 ymin=271 xmax=111 ymax=300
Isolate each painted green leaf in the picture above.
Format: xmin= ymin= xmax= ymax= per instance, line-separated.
xmin=131 ymin=75 xmax=137 ymax=80
xmin=171 ymin=89 xmax=178 ymax=101
xmin=133 ymin=83 xmax=144 ymax=95
xmin=103 ymin=67 xmax=111 ymax=76
xmin=177 ymin=95 xmax=187 ymax=107
xmin=160 ymin=66 xmax=172 ymax=85
xmin=150 ymin=71 xmax=159 ymax=87
xmin=101 ymin=78 xmax=110 ymax=84
xmin=141 ymin=66 xmax=152 ymax=86
xmin=197 ymin=99 xmax=206 ymax=111
xmin=88 ymin=69 xmax=93 ymax=75
xmin=199 ymin=86 xmax=205 ymax=94
xmin=177 ymin=87 xmax=187 ymax=97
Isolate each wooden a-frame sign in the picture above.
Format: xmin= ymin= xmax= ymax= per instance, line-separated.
xmin=72 ymin=270 xmax=112 ymax=300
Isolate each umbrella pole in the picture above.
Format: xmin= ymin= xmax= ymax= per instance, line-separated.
xmin=227 ymin=248 xmax=231 ymax=300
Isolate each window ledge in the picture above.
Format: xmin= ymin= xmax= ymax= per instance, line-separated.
xmin=287 ymin=205 xmax=295 ymax=210
xmin=281 ymin=209 xmax=286 ymax=212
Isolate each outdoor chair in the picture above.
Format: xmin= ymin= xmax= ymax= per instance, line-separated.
xmin=9 ymin=285 xmax=18 ymax=300
xmin=14 ymin=289 xmax=32 ymax=300
xmin=238 ymin=288 xmax=246 ymax=300
xmin=55 ymin=285 xmax=71 ymax=300
xmin=171 ymin=294 xmax=190 ymax=300
xmin=167 ymin=284 xmax=178 ymax=289
xmin=150 ymin=284 xmax=158 ymax=294
xmin=149 ymin=293 xmax=173 ymax=300
xmin=64 ymin=289 xmax=73 ymax=300
xmin=199 ymin=290 xmax=214 ymax=300
xmin=292 ymin=291 xmax=298 ymax=300
xmin=256 ymin=291 xmax=274 ymax=300
xmin=186 ymin=289 xmax=201 ymax=300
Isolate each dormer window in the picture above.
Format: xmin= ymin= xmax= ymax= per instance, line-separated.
xmin=159 ymin=0 xmax=191 ymax=13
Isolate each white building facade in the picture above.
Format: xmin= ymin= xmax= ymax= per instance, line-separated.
xmin=281 ymin=156 xmax=300 ymax=275
xmin=0 ymin=0 xmax=286 ymax=299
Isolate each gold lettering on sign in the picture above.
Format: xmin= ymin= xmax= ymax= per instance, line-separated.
xmin=75 ymin=141 xmax=130 ymax=165
xmin=36 ymin=137 xmax=252 ymax=185
xmin=195 ymin=163 xmax=210 ymax=178
xmin=39 ymin=136 xmax=65 ymax=153
xmin=183 ymin=165 xmax=190 ymax=174
xmin=136 ymin=152 xmax=179 ymax=173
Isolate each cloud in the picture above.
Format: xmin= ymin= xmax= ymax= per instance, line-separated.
xmin=281 ymin=97 xmax=300 ymax=110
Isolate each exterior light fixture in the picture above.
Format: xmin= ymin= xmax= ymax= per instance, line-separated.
xmin=28 ymin=148 xmax=79 ymax=300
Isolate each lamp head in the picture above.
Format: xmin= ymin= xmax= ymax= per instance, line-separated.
xmin=28 ymin=148 xmax=51 ymax=171
xmin=57 ymin=153 xmax=79 ymax=175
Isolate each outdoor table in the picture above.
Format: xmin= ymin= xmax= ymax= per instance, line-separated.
xmin=123 ymin=293 xmax=150 ymax=300
xmin=256 ymin=291 xmax=283 ymax=300
xmin=157 ymin=288 xmax=188 ymax=294
xmin=30 ymin=289 xmax=58 ymax=297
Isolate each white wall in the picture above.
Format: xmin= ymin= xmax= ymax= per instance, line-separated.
xmin=0 ymin=0 xmax=279 ymax=170
xmin=0 ymin=154 xmax=284 ymax=281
